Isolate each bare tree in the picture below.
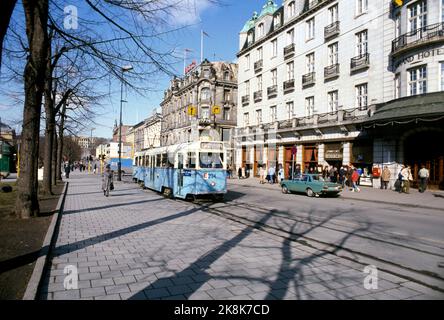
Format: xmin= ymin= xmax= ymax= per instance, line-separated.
xmin=0 ymin=0 xmax=17 ymax=69
xmin=15 ymin=0 xmax=49 ymax=219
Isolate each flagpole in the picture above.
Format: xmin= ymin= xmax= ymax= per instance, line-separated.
xmin=200 ymin=29 xmax=204 ymax=63
xmin=184 ymin=49 xmax=187 ymax=75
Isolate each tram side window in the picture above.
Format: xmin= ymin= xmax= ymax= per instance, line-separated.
xmin=156 ymin=154 xmax=161 ymax=167
xmin=151 ymin=156 xmax=155 ymax=168
xmin=167 ymin=153 xmax=175 ymax=168
xmin=161 ymin=153 xmax=168 ymax=167
xmin=187 ymin=152 xmax=196 ymax=169
xmin=178 ymin=154 xmax=184 ymax=169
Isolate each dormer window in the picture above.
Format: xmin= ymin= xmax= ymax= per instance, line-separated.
xmin=288 ymin=1 xmax=295 ymax=18
xmin=224 ymin=71 xmax=230 ymax=81
xmin=203 ymin=69 xmax=210 ymax=78
xmin=274 ymin=14 xmax=281 ymax=27
xmin=258 ymin=23 xmax=265 ymax=37
xmin=248 ymin=31 xmax=254 ymax=44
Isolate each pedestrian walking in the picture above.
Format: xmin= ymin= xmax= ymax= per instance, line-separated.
xmin=259 ymin=165 xmax=266 ymax=184
xmin=268 ymin=165 xmax=276 ymax=184
xmin=351 ymin=168 xmax=360 ymax=192
xmin=278 ymin=164 xmax=285 ymax=183
xmin=400 ymin=165 xmax=411 ymax=194
xmin=102 ymin=164 xmax=114 ymax=197
xmin=93 ymin=163 xmax=97 ymax=174
xmin=64 ymin=162 xmax=71 ymax=179
xmin=418 ymin=165 xmax=430 ymax=193
xmin=339 ymin=166 xmax=346 ymax=188
xmin=238 ymin=166 xmax=243 ymax=179
xmin=381 ymin=166 xmax=391 ymax=190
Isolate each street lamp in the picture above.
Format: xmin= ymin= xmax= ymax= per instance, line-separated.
xmin=118 ymin=65 xmax=133 ymax=181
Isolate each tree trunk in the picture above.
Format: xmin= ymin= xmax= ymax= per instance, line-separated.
xmin=0 ymin=0 xmax=17 ymax=70
xmin=16 ymin=0 xmax=49 ymax=219
xmin=56 ymin=102 xmax=66 ymax=181
xmin=52 ymin=127 xmax=57 ymax=185
xmin=43 ymin=40 xmax=54 ymax=195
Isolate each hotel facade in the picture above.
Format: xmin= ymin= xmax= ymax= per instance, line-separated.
xmin=235 ymin=0 xmax=444 ymax=189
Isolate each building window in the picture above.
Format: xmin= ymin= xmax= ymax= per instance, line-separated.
xmin=328 ymin=42 xmax=338 ymax=65
xmin=356 ymin=83 xmax=368 ymax=109
xmin=257 ymin=47 xmax=263 ymax=60
xmin=223 ymin=108 xmax=230 ymax=121
xmin=356 ymin=30 xmax=368 ymax=56
xmin=287 ymin=29 xmax=295 ymax=45
xmin=395 ymin=13 xmax=401 ymax=38
xmin=287 ymin=62 xmax=294 ymax=80
xmin=224 ymin=71 xmax=230 ymax=81
xmin=286 ymin=102 xmax=294 ymax=119
xmin=328 ymin=91 xmax=339 ymax=112
xmin=274 ymin=14 xmax=281 ymax=27
xmin=257 ymin=75 xmax=262 ymax=91
xmin=248 ymin=32 xmax=254 ymax=44
xmin=256 ymin=109 xmax=262 ymax=124
xmin=244 ymin=112 xmax=249 ymax=126
xmin=271 ymin=69 xmax=277 ymax=86
xmin=288 ymin=1 xmax=295 ymax=18
xmin=306 ymin=18 xmax=315 ymax=41
xmin=409 ymin=65 xmax=427 ymax=96
xmin=271 ymin=39 xmax=278 ymax=58
xmin=356 ymin=0 xmax=368 ymax=16
xmin=329 ymin=4 xmax=338 ymax=24
xmin=245 ymin=54 xmax=250 ymax=70
xmin=201 ymin=106 xmax=210 ymax=119
xmin=245 ymin=80 xmax=250 ymax=95
xmin=306 ymin=53 xmax=315 ymax=73
xmin=305 ymin=97 xmax=314 ymax=117
xmin=441 ymin=62 xmax=444 ymax=91
xmin=224 ymin=89 xmax=231 ymax=102
xmin=200 ymin=87 xmax=211 ymax=100
xmin=394 ymin=73 xmax=401 ymax=99
xmin=408 ymin=0 xmax=427 ymax=32
xmin=270 ymin=106 xmax=277 ymax=122
xmin=258 ymin=23 xmax=265 ymax=38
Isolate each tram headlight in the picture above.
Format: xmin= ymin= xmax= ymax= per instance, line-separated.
xmin=211 ymin=182 xmax=216 ymax=187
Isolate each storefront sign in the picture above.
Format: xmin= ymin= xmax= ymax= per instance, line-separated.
xmin=395 ymin=48 xmax=444 ymax=69
xmin=325 ymin=149 xmax=343 ymax=160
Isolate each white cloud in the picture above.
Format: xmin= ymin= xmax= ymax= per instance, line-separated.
xmin=167 ymin=0 xmax=214 ymax=26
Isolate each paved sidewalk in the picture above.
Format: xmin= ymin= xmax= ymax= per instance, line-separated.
xmin=229 ymin=178 xmax=444 ymax=211
xmin=39 ymin=172 xmax=443 ymax=300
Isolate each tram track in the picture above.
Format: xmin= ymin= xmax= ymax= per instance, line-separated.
xmin=189 ymin=198 xmax=444 ymax=293
xmin=131 ymin=178 xmax=444 ymax=293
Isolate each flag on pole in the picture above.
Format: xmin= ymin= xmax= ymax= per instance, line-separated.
xmin=202 ymin=30 xmax=210 ymax=37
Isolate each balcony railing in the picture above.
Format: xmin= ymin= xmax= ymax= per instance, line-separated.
xmin=254 ymin=90 xmax=263 ymax=102
xmin=267 ymin=85 xmax=278 ymax=98
xmin=241 ymin=95 xmax=250 ymax=106
xmin=284 ymin=44 xmax=295 ymax=59
xmin=254 ymin=60 xmax=263 ymax=73
xmin=324 ymin=63 xmax=340 ymax=80
xmin=392 ymin=22 xmax=444 ymax=56
xmin=324 ymin=21 xmax=340 ymax=40
xmin=350 ymin=53 xmax=370 ymax=73
xmin=283 ymin=79 xmax=295 ymax=93
xmin=302 ymin=72 xmax=316 ymax=87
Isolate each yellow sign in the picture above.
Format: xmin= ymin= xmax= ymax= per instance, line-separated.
xmin=212 ymin=106 xmax=221 ymax=115
xmin=187 ymin=106 xmax=196 ymax=116
xmin=393 ymin=0 xmax=403 ymax=6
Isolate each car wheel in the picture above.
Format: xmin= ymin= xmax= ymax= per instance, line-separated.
xmin=282 ymin=185 xmax=289 ymax=194
xmin=306 ymin=188 xmax=315 ymax=197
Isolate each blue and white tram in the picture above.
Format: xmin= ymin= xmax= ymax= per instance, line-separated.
xmin=133 ymin=141 xmax=227 ymax=200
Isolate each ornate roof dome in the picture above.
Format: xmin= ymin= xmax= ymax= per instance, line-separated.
xmin=258 ymin=0 xmax=278 ymax=18
xmin=241 ymin=11 xmax=258 ymax=33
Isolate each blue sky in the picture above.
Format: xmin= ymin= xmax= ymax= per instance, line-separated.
xmin=0 ymin=0 xmax=269 ymax=138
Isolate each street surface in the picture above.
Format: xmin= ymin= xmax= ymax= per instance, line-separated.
xmin=39 ymin=172 xmax=444 ymax=300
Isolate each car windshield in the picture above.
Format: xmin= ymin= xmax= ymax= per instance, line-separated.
xmin=199 ymin=152 xmax=224 ymax=169
xmin=311 ymin=175 xmax=326 ymax=182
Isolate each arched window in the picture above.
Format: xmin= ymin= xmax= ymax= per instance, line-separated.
xmin=200 ymin=87 xmax=211 ymax=101
xmin=288 ymin=1 xmax=295 ymax=18
xmin=224 ymin=71 xmax=230 ymax=81
xmin=258 ymin=23 xmax=264 ymax=37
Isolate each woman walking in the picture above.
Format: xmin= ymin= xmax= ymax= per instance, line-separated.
xmin=102 ymin=164 xmax=114 ymax=197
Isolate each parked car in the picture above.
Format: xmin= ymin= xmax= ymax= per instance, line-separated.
xmin=280 ymin=174 xmax=342 ymax=197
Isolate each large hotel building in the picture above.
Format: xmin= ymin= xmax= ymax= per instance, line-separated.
xmin=235 ymin=0 xmax=444 ymax=189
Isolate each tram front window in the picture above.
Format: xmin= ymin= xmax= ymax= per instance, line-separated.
xmin=199 ymin=152 xmax=224 ymax=169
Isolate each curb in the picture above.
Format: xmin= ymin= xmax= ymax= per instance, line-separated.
xmin=22 ymin=182 xmax=69 ymax=300
xmin=232 ymin=181 xmax=444 ymax=212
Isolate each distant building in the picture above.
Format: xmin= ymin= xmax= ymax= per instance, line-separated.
xmin=160 ymin=59 xmax=238 ymax=166
xmin=132 ymin=112 xmax=162 ymax=153
xmin=73 ymin=136 xmax=96 ymax=149
xmin=113 ymin=125 xmax=132 ymax=143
